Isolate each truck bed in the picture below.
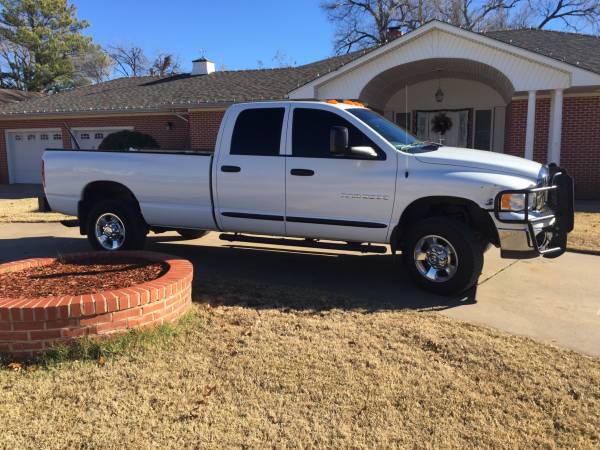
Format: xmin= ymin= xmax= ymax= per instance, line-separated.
xmin=43 ymin=148 xmax=217 ymax=230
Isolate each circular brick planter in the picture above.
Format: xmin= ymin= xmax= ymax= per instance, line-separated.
xmin=0 ymin=251 xmax=193 ymax=359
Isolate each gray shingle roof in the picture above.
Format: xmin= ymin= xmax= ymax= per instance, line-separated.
xmin=484 ymin=28 xmax=600 ymax=75
xmin=0 ymin=88 xmax=42 ymax=105
xmin=0 ymin=51 xmax=366 ymax=116
xmin=1 ymin=27 xmax=598 ymax=117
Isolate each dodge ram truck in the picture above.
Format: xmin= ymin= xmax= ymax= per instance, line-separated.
xmin=42 ymin=100 xmax=574 ymax=294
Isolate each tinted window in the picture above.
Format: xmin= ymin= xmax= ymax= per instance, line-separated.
xmin=231 ymin=108 xmax=284 ymax=156
xmin=292 ymin=108 xmax=382 ymax=158
xmin=349 ymin=108 xmax=418 ymax=148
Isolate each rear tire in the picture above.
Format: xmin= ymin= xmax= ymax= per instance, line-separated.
xmin=176 ymin=229 xmax=209 ymax=240
xmin=86 ymin=200 xmax=147 ymax=251
xmin=402 ymin=218 xmax=483 ymax=295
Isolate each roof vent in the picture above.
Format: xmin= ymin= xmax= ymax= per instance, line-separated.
xmin=191 ymin=57 xmax=215 ymax=76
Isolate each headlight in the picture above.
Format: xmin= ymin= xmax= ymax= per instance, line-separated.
xmin=500 ymin=193 xmax=536 ymax=212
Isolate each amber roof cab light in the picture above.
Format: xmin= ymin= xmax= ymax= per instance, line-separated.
xmin=325 ymin=99 xmax=365 ymax=107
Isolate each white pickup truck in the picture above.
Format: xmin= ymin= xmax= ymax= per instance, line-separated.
xmin=42 ymin=100 xmax=574 ymax=294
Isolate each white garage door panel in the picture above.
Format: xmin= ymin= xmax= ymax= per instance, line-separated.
xmin=8 ymin=130 xmax=63 ymax=184
xmin=74 ymin=128 xmax=132 ymax=150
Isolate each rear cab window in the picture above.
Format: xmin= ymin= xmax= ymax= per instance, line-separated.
xmin=230 ymin=108 xmax=285 ymax=156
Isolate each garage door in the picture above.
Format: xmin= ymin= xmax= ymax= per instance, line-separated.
xmin=73 ymin=128 xmax=132 ymax=150
xmin=7 ymin=130 xmax=63 ymax=183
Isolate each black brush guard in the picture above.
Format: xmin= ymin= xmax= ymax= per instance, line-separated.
xmin=493 ymin=164 xmax=574 ymax=258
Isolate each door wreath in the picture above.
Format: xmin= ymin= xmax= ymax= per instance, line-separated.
xmin=431 ymin=112 xmax=453 ymax=135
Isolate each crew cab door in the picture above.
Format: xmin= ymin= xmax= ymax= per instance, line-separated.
xmin=214 ymin=104 xmax=287 ymax=235
xmin=285 ymin=105 xmax=397 ymax=243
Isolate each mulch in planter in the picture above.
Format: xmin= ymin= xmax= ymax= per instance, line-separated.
xmin=0 ymin=259 xmax=168 ymax=299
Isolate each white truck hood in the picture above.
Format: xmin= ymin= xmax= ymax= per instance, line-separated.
xmin=415 ymin=146 xmax=543 ymax=181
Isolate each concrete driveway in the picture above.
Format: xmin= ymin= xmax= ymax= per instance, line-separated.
xmin=1 ymin=222 xmax=599 ymax=357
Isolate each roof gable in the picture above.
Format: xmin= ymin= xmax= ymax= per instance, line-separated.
xmin=289 ymin=21 xmax=600 ymax=99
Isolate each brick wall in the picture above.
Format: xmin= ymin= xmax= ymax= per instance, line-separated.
xmin=0 ymin=113 xmax=190 ymax=183
xmin=189 ymin=110 xmax=225 ymax=151
xmin=0 ymin=252 xmax=193 ymax=359
xmin=504 ymin=96 xmax=600 ymax=199
xmin=561 ymin=96 xmax=600 ymax=199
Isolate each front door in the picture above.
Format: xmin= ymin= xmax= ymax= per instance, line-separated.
xmin=214 ymin=105 xmax=287 ymax=235
xmin=416 ymin=110 xmax=469 ymax=147
xmin=284 ymin=106 xmax=396 ymax=243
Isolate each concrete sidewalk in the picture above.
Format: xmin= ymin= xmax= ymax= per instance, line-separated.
xmin=0 ymin=222 xmax=599 ymax=357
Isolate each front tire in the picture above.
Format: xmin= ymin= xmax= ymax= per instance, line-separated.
xmin=86 ymin=200 xmax=147 ymax=251
xmin=402 ymin=218 xmax=483 ymax=295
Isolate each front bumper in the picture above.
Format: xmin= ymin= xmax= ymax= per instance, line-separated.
xmin=494 ymin=165 xmax=574 ymax=259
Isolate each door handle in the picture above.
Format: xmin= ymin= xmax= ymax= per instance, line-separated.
xmin=290 ymin=169 xmax=314 ymax=176
xmin=221 ymin=165 xmax=241 ymax=173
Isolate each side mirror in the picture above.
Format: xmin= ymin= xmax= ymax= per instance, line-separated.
xmin=330 ymin=126 xmax=349 ymax=155
xmin=349 ymin=146 xmax=378 ymax=159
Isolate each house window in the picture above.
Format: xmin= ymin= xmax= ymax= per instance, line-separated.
xmin=80 ymin=133 xmax=90 ymax=140
xmin=27 ymin=134 xmax=35 ymax=141
xmin=40 ymin=134 xmax=48 ymax=140
xmin=94 ymin=133 xmax=104 ymax=139
xmin=14 ymin=135 xmax=22 ymax=141
xmin=53 ymin=133 xmax=62 ymax=140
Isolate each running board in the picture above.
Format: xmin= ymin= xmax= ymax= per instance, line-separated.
xmin=218 ymin=233 xmax=388 ymax=254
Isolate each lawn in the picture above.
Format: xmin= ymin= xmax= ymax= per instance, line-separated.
xmin=1 ymin=280 xmax=599 ymax=449
xmin=569 ymin=210 xmax=600 ymax=254
xmin=0 ymin=197 xmax=72 ymax=223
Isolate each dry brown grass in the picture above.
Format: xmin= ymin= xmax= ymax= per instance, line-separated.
xmin=0 ymin=197 xmax=72 ymax=223
xmin=1 ymin=280 xmax=599 ymax=449
xmin=569 ymin=211 xmax=600 ymax=253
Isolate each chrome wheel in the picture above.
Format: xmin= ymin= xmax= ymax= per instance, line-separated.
xmin=413 ymin=234 xmax=458 ymax=283
xmin=95 ymin=213 xmax=126 ymax=250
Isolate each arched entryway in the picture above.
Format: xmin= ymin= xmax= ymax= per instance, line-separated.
xmin=358 ymin=58 xmax=515 ymax=151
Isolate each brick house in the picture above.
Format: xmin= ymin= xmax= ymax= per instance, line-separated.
xmin=1 ymin=21 xmax=599 ymax=198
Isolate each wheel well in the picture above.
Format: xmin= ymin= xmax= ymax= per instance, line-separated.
xmin=393 ymin=196 xmax=499 ymax=250
xmin=78 ymin=181 xmax=143 ymax=234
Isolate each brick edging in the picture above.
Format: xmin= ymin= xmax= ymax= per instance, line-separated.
xmin=0 ymin=251 xmax=193 ymax=359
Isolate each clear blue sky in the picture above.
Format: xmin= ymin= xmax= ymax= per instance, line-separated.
xmin=75 ymin=0 xmax=335 ymax=71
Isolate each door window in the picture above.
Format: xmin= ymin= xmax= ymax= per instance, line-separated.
xmin=292 ymin=108 xmax=382 ymax=159
xmin=230 ymin=108 xmax=284 ymax=156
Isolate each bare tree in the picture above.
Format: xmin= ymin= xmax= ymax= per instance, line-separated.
xmin=107 ymin=44 xmax=149 ymax=77
xmin=72 ymin=45 xmax=114 ymax=85
xmin=321 ymin=0 xmax=420 ymax=53
xmin=529 ymin=0 xmax=600 ymax=31
xmin=321 ymin=0 xmax=600 ymax=54
xmin=148 ymin=53 xmax=181 ymax=77
xmin=272 ymin=50 xmax=296 ymax=68
xmin=434 ymin=0 xmax=522 ymax=31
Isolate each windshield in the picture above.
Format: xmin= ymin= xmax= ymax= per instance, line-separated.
xmin=348 ymin=108 xmax=439 ymax=152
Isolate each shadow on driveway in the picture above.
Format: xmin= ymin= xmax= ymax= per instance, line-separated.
xmin=0 ymin=234 xmax=476 ymax=312
xmin=0 ymin=184 xmax=42 ymax=199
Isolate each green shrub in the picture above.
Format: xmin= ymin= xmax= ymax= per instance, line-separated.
xmin=98 ymin=130 xmax=160 ymax=150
